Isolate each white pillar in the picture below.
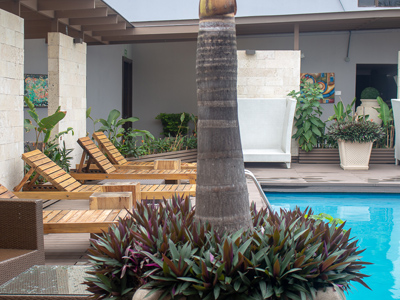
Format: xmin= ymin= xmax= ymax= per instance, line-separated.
xmin=0 ymin=9 xmax=24 ymax=189
xmin=48 ymin=32 xmax=87 ymax=167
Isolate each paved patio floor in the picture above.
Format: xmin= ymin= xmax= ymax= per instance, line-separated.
xmin=44 ymin=162 xmax=400 ymax=265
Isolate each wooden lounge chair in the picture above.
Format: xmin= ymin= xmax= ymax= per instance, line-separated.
xmin=71 ymin=137 xmax=197 ymax=183
xmin=1 ymin=183 xmax=130 ymax=235
xmin=92 ymin=131 xmax=197 ymax=170
xmin=13 ymin=149 xmax=196 ymax=200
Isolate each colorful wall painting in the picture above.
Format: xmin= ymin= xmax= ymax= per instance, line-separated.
xmin=301 ymin=73 xmax=335 ymax=104
xmin=24 ymin=74 xmax=48 ymax=107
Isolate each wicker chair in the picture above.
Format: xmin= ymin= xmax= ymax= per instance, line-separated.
xmin=0 ymin=198 xmax=45 ymax=285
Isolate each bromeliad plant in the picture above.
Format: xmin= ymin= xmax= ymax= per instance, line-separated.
xmin=85 ymin=197 xmax=371 ymax=300
xmin=326 ymin=119 xmax=385 ymax=144
xmin=289 ymin=80 xmax=326 ymax=152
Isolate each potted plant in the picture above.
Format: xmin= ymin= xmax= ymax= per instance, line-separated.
xmin=356 ymin=87 xmax=381 ymax=125
xmin=326 ymin=118 xmax=385 ymax=170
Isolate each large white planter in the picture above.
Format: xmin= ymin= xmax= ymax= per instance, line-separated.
xmin=356 ymin=99 xmax=382 ymax=125
xmin=132 ymin=287 xmax=345 ymax=300
xmin=338 ymin=140 xmax=373 ymax=170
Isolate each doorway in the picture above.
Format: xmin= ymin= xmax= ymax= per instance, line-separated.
xmin=122 ymin=57 xmax=133 ymax=130
xmin=355 ymin=64 xmax=398 ymax=107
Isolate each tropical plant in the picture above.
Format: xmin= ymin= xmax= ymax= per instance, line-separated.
xmin=133 ymin=135 xmax=197 ymax=157
xmin=360 ymin=87 xmax=380 ymax=99
xmin=289 ymin=80 xmax=326 ymax=152
xmin=155 ymin=112 xmax=191 ymax=137
xmin=85 ymin=197 xmax=371 ymax=300
xmin=327 ymin=120 xmax=385 ymax=143
xmin=86 ymin=107 xmax=100 ymax=136
xmin=98 ymin=109 xmax=153 ymax=146
xmin=24 ymin=96 xmax=67 ymax=151
xmin=374 ymin=96 xmax=394 ymax=148
xmin=195 ymin=0 xmax=252 ymax=234
xmin=328 ymin=97 xmax=356 ymax=122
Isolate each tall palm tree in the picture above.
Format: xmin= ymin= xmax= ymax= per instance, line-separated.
xmin=195 ymin=0 xmax=252 ymax=234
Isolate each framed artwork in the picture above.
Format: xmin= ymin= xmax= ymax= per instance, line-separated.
xmin=24 ymin=74 xmax=48 ymax=107
xmin=301 ymin=73 xmax=335 ymax=104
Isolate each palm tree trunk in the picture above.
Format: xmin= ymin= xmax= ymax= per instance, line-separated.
xmin=195 ymin=0 xmax=252 ymax=234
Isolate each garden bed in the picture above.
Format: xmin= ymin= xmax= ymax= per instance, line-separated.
xmin=127 ymin=149 xmax=197 ymax=163
xmin=298 ymin=148 xmax=395 ymax=164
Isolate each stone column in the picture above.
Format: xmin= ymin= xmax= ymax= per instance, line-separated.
xmin=0 ymin=9 xmax=24 ymax=189
xmin=48 ymin=32 xmax=87 ymax=167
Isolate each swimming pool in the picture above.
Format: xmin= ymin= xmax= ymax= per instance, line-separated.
xmin=265 ymin=192 xmax=400 ymax=300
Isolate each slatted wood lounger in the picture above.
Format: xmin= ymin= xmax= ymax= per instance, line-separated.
xmin=13 ymin=150 xmax=196 ymax=200
xmin=71 ymin=137 xmax=197 ymax=183
xmin=92 ymin=131 xmax=197 ymax=170
xmin=1 ymin=183 xmax=128 ymax=234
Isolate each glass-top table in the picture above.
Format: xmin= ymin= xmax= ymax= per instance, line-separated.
xmin=0 ymin=265 xmax=92 ymax=299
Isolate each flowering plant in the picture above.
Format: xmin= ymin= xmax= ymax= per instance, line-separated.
xmin=326 ymin=120 xmax=385 ymax=143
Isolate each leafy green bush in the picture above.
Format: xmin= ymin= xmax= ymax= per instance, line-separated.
xmin=289 ymin=80 xmax=326 ymax=152
xmin=360 ymin=87 xmax=380 ymax=99
xmin=327 ymin=120 xmax=385 ymax=143
xmin=98 ymin=109 xmax=153 ymax=146
xmin=156 ymin=113 xmax=191 ymax=137
xmin=85 ymin=197 xmax=371 ymax=300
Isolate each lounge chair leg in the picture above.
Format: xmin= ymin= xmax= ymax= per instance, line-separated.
xmin=286 ymin=162 xmax=291 ymax=169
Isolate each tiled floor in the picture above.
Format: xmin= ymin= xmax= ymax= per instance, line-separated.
xmin=44 ymin=162 xmax=400 ymax=265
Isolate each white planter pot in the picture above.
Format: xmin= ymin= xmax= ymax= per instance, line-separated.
xmin=338 ymin=140 xmax=373 ymax=170
xmin=132 ymin=287 xmax=345 ymax=300
xmin=356 ymin=99 xmax=382 ymax=125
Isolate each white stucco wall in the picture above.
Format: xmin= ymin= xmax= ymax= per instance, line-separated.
xmin=24 ymin=39 xmax=48 ymax=143
xmin=86 ymin=44 xmax=133 ymax=134
xmin=0 ymin=9 xmax=24 ymax=189
xmin=130 ymin=41 xmax=198 ymax=137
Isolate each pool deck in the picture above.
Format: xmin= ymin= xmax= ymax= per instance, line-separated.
xmin=43 ymin=162 xmax=400 ymax=266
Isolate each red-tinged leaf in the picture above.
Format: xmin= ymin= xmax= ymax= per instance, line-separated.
xmin=162 ymin=255 xmax=182 ymax=277
xmin=273 ymin=259 xmax=280 ymax=277
xmin=321 ymin=256 xmax=338 ymax=272
xmin=325 ymin=262 xmax=351 ymax=272
xmin=294 ymin=255 xmax=305 ymax=268
xmin=352 ymin=277 xmax=372 ymax=290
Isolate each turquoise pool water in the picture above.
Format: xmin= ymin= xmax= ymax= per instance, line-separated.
xmin=265 ymin=192 xmax=400 ymax=300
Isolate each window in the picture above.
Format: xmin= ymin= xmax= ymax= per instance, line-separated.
xmin=359 ymin=0 xmax=400 ymax=6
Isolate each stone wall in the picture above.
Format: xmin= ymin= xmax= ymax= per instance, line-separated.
xmin=48 ymin=33 xmax=87 ymax=167
xmin=237 ymin=50 xmax=301 ymax=156
xmin=0 ymin=9 xmax=24 ymax=189
xmin=237 ymin=50 xmax=301 ymax=98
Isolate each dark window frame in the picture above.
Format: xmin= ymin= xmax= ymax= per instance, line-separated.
xmin=359 ymin=0 xmax=400 ymax=6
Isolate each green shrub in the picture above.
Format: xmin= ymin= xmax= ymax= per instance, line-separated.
xmin=288 ymin=80 xmax=326 ymax=152
xmin=85 ymin=197 xmax=371 ymax=300
xmin=360 ymin=87 xmax=380 ymax=99
xmin=156 ymin=113 xmax=191 ymax=137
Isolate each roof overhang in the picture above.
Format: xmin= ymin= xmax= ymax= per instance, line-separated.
xmin=0 ymin=1 xmax=400 ymax=45
xmin=0 ymin=0 xmax=134 ymax=45
xmin=122 ymin=10 xmax=400 ymax=44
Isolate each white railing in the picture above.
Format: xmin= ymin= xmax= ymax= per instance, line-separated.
xmin=244 ymin=169 xmax=273 ymax=212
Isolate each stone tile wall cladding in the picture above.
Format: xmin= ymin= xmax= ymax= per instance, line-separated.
xmin=0 ymin=9 xmax=24 ymax=189
xmin=48 ymin=32 xmax=87 ymax=166
xmin=237 ymin=50 xmax=301 ymax=156
xmin=237 ymin=50 xmax=301 ymax=98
